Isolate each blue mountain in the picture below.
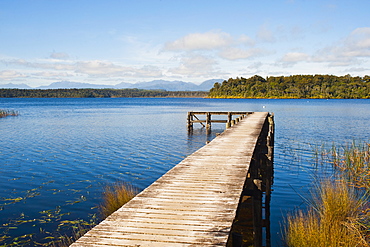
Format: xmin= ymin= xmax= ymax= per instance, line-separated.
xmin=1 ymin=79 xmax=225 ymax=91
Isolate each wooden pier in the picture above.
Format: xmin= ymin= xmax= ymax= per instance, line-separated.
xmin=71 ymin=112 xmax=274 ymax=247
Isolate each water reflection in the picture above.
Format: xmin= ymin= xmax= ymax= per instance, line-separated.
xmin=187 ymin=126 xmax=223 ymax=145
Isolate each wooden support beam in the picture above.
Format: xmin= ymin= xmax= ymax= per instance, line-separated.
xmin=206 ymin=112 xmax=211 ymax=130
xmin=193 ymin=114 xmax=205 ymax=128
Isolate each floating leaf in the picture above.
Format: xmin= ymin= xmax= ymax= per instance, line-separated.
xmin=59 ymin=220 xmax=81 ymax=225
xmin=42 ymin=236 xmax=55 ymax=240
xmin=4 ymin=197 xmax=23 ymax=202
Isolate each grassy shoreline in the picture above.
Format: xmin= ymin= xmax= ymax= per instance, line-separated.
xmin=286 ymin=142 xmax=370 ymax=246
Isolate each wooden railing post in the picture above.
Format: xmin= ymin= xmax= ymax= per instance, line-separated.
xmin=187 ymin=112 xmax=193 ymax=131
xmin=206 ymin=112 xmax=211 ymax=130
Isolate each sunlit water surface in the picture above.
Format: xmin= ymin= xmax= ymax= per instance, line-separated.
xmin=1 ymin=98 xmax=369 ymax=246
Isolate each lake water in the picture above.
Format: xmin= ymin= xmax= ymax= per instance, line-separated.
xmin=1 ymin=98 xmax=369 ymax=246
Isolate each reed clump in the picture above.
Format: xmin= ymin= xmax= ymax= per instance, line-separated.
xmin=99 ymin=182 xmax=137 ymax=218
xmin=286 ymin=179 xmax=369 ymax=247
xmin=0 ymin=109 xmax=18 ymax=118
xmin=331 ymin=142 xmax=370 ymax=190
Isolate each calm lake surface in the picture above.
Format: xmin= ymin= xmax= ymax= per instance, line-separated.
xmin=1 ymin=98 xmax=370 ymax=246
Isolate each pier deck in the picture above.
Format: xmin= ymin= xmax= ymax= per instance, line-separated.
xmin=71 ymin=112 xmax=273 ymax=247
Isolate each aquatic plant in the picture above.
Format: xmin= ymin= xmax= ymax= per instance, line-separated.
xmin=331 ymin=142 xmax=370 ymax=190
xmin=0 ymin=207 xmax=98 ymax=247
xmin=0 ymin=109 xmax=18 ymax=118
xmin=50 ymin=223 xmax=93 ymax=247
xmin=51 ymin=182 xmax=138 ymax=246
xmin=0 ymin=182 xmax=138 ymax=246
xmin=99 ymin=182 xmax=137 ymax=218
xmin=285 ymin=179 xmax=369 ymax=247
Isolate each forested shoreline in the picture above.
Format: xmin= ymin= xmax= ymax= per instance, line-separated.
xmin=0 ymin=88 xmax=208 ymax=98
xmin=2 ymin=74 xmax=370 ymax=99
xmin=209 ymin=75 xmax=370 ymax=99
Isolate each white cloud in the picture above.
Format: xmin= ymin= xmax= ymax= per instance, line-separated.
xmin=50 ymin=52 xmax=70 ymax=60
xmin=238 ymin=34 xmax=255 ymax=46
xmin=133 ymin=65 xmax=163 ymax=78
xmin=1 ymin=58 xmax=164 ymax=79
xmin=256 ymin=24 xmax=276 ymax=43
xmin=218 ymin=47 xmax=266 ymax=60
xmin=168 ymin=54 xmax=222 ymax=77
xmin=311 ymin=27 xmax=370 ymax=67
xmin=32 ymin=71 xmax=74 ymax=77
xmin=164 ymin=31 xmax=257 ymax=54
xmin=75 ymin=60 xmax=164 ymax=78
xmin=75 ymin=60 xmax=129 ymax=76
xmin=248 ymin=62 xmax=263 ymax=69
xmin=164 ymin=30 xmax=232 ymax=51
xmin=281 ymin=52 xmax=309 ymax=63
xmin=0 ymin=70 xmax=25 ymax=80
xmin=3 ymin=58 xmax=75 ymax=70
xmin=343 ymin=67 xmax=368 ymax=73
xmin=343 ymin=27 xmax=370 ymax=56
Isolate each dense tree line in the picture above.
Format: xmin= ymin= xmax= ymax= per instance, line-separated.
xmin=0 ymin=88 xmax=208 ymax=98
xmin=209 ymin=75 xmax=370 ymax=99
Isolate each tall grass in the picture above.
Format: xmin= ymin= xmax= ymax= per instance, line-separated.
xmin=0 ymin=109 xmax=18 ymax=118
xmin=331 ymin=142 xmax=370 ymax=190
xmin=286 ymin=179 xmax=369 ymax=247
xmin=99 ymin=182 xmax=137 ymax=218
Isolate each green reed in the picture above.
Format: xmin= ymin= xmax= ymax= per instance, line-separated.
xmin=330 ymin=142 xmax=370 ymax=190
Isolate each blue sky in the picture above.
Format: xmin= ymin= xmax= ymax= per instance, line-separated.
xmin=1 ymin=0 xmax=369 ymax=87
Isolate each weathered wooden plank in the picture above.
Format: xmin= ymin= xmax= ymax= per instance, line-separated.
xmin=102 ymin=217 xmax=233 ymax=228
xmin=102 ymin=207 xmax=235 ymax=216
xmin=73 ymin=242 xmax=224 ymax=247
xmin=98 ymin=221 xmax=230 ymax=232
xmin=71 ymin=112 xmax=269 ymax=247
xmin=73 ymin=237 xmax=226 ymax=247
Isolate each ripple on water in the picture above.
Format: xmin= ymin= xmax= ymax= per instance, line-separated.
xmin=1 ymin=98 xmax=370 ymax=246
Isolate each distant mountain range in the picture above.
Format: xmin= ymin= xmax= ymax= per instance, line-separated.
xmin=0 ymin=79 xmax=224 ymax=91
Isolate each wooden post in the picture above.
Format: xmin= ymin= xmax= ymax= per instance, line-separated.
xmin=264 ymin=113 xmax=274 ymax=247
xmin=206 ymin=112 xmax=211 ymax=130
xmin=253 ymin=183 xmax=263 ymax=247
xmin=268 ymin=113 xmax=275 ymax=150
xmin=231 ymin=119 xmax=236 ymax=126
xmin=187 ymin=112 xmax=193 ymax=131
xmin=228 ymin=112 xmax=232 ymax=123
